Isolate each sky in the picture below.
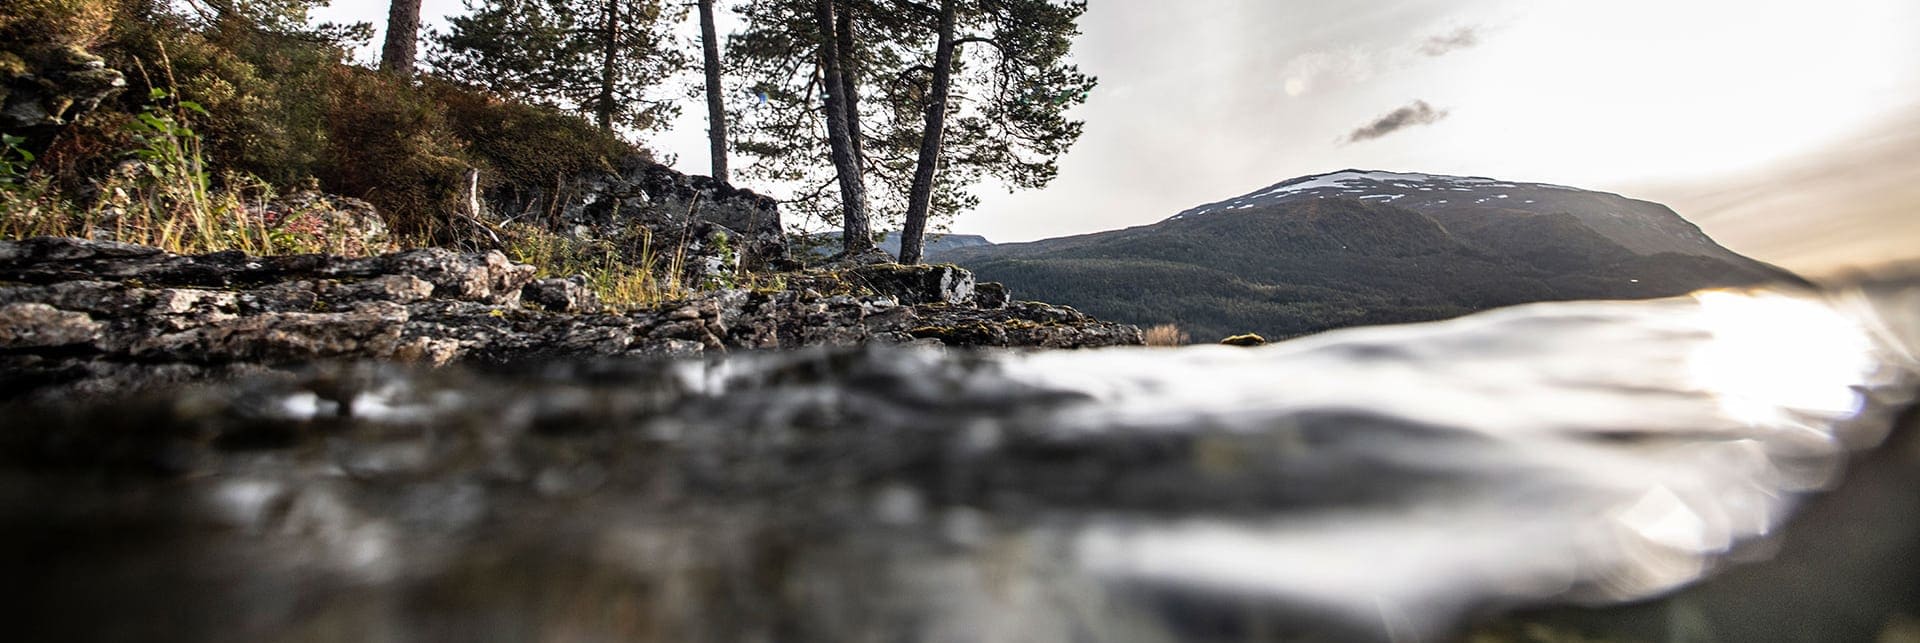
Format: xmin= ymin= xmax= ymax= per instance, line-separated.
xmin=314 ymin=0 xmax=1920 ymax=275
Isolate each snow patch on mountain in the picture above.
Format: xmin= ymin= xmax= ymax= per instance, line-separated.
xmin=1164 ymin=169 xmax=1754 ymax=262
xmin=1172 ymin=170 xmax=1579 ymax=219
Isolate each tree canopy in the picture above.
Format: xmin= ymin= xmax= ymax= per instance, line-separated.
xmin=727 ymin=0 xmax=1093 ymax=259
xmin=432 ymin=0 xmax=686 ymax=133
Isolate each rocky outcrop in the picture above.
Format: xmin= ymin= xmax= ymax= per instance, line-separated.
xmin=487 ymin=156 xmax=790 ymax=285
xmin=0 ymin=44 xmax=126 ymax=134
xmin=0 ymin=237 xmax=1141 ymax=399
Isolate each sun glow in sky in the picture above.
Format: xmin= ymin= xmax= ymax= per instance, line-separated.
xmin=316 ymin=0 xmax=1920 ymax=273
xmin=1388 ymin=0 xmax=1915 ymax=179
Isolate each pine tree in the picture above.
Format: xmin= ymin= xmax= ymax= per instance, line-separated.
xmin=895 ymin=0 xmax=1093 ymax=264
xmin=380 ymin=0 xmax=424 ymax=75
xmin=729 ymin=0 xmax=919 ymax=253
xmin=729 ymin=0 xmax=1092 ymax=261
xmin=697 ymin=0 xmax=730 ymax=182
xmin=433 ymin=0 xmax=686 ymax=134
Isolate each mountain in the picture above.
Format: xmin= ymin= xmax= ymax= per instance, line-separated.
xmin=803 ymin=231 xmax=995 ymax=260
xmin=941 ymin=170 xmax=1798 ymax=342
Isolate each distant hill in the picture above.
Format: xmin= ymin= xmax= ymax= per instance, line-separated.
xmin=941 ymin=170 xmax=1798 ymax=342
xmin=802 ymin=231 xmax=994 ymax=260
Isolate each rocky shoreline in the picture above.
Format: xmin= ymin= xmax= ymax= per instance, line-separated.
xmin=0 ymin=237 xmax=1141 ymax=400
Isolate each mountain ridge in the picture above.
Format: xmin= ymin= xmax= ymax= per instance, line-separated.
xmin=940 ymin=169 xmax=1798 ymax=342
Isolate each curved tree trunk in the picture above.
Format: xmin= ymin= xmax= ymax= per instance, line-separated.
xmin=898 ymin=0 xmax=957 ymax=266
xmin=698 ymin=0 xmax=730 ymax=182
xmin=813 ymin=0 xmax=871 ymax=253
xmin=379 ymin=0 xmax=423 ymax=76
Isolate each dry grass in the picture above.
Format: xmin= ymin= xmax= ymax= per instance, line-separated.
xmin=1143 ymin=323 xmax=1190 ymax=347
xmin=502 ymin=224 xmax=686 ymax=311
xmin=2 ymin=63 xmax=392 ymax=258
xmin=0 ymin=174 xmax=391 ymax=258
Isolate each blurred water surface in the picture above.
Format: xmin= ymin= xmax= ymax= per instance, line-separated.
xmin=4 ymin=277 xmax=1918 ymax=642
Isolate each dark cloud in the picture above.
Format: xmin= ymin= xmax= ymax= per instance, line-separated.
xmin=1419 ymin=26 xmax=1482 ymax=57
xmin=1346 ymin=101 xmax=1449 ymax=143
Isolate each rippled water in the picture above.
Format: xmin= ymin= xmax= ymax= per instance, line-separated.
xmin=4 ymin=278 xmax=1918 ymax=642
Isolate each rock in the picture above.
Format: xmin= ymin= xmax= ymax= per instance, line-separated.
xmin=1220 ymin=333 xmax=1268 ymax=347
xmin=0 ymin=237 xmax=527 ymax=303
xmin=0 ymin=302 xmax=99 ymax=348
xmin=380 ymin=249 xmax=535 ymax=306
xmin=0 ymin=45 xmax=126 ymax=133
xmin=131 ymin=303 xmax=409 ymax=362
xmin=0 ymin=238 xmax=1142 ymax=400
xmin=971 ymin=282 xmax=1010 ymax=309
xmin=818 ymin=246 xmax=897 ymax=269
xmin=842 ymin=263 xmax=976 ymax=305
xmin=522 ymin=276 xmax=601 ymax=313
xmin=248 ymin=191 xmax=395 ymax=257
xmin=487 ymin=155 xmax=790 ymax=274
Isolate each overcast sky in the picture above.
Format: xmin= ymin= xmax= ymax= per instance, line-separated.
xmin=315 ymin=0 xmax=1920 ymax=275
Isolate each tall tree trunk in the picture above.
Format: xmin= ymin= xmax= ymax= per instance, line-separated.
xmin=898 ymin=0 xmax=957 ymax=265
xmin=833 ymin=0 xmax=865 ymax=171
xmin=379 ymin=0 xmax=423 ymax=75
xmin=813 ymin=0 xmax=871 ymax=253
xmin=595 ymin=0 xmax=621 ymax=131
xmin=698 ymin=0 xmax=730 ymax=182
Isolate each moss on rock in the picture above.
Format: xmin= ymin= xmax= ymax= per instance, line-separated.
xmin=1220 ymin=333 xmax=1267 ymax=347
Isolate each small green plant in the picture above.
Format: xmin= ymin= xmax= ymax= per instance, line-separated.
xmin=119 ymin=85 xmax=220 ymax=251
xmin=699 ymin=229 xmax=740 ymax=290
xmin=0 ymin=134 xmax=63 ymax=239
xmin=0 ymin=134 xmax=35 ymax=187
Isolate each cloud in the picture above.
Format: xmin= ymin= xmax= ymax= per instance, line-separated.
xmin=1419 ymin=26 xmax=1483 ymax=57
xmin=1346 ymin=101 xmax=1450 ymax=143
xmin=1280 ymin=49 xmax=1379 ymax=97
xmin=1282 ymin=26 xmax=1490 ymax=97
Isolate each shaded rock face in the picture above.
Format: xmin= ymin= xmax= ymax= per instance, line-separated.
xmin=487 ymin=156 xmax=790 ymax=284
xmin=521 ymin=276 xmax=601 ymax=313
xmin=0 ymin=238 xmax=1140 ymax=399
xmin=840 ymin=263 xmax=976 ymax=305
xmin=0 ymin=45 xmax=126 ymax=134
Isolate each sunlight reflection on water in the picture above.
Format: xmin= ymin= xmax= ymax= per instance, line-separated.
xmin=1689 ymin=289 xmax=1876 ymax=429
xmin=6 ymin=283 xmax=1918 ymax=642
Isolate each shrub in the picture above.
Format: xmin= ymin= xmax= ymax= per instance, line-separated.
xmin=317 ymin=66 xmax=469 ymax=242
xmin=0 ymin=0 xmax=115 ymax=51
xmin=432 ymin=81 xmax=637 ymax=205
xmin=98 ymin=10 xmax=342 ymax=187
xmin=1143 ymin=323 xmax=1189 ymax=347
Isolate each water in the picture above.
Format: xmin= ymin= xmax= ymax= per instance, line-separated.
xmin=4 ymin=278 xmax=1918 ymax=642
